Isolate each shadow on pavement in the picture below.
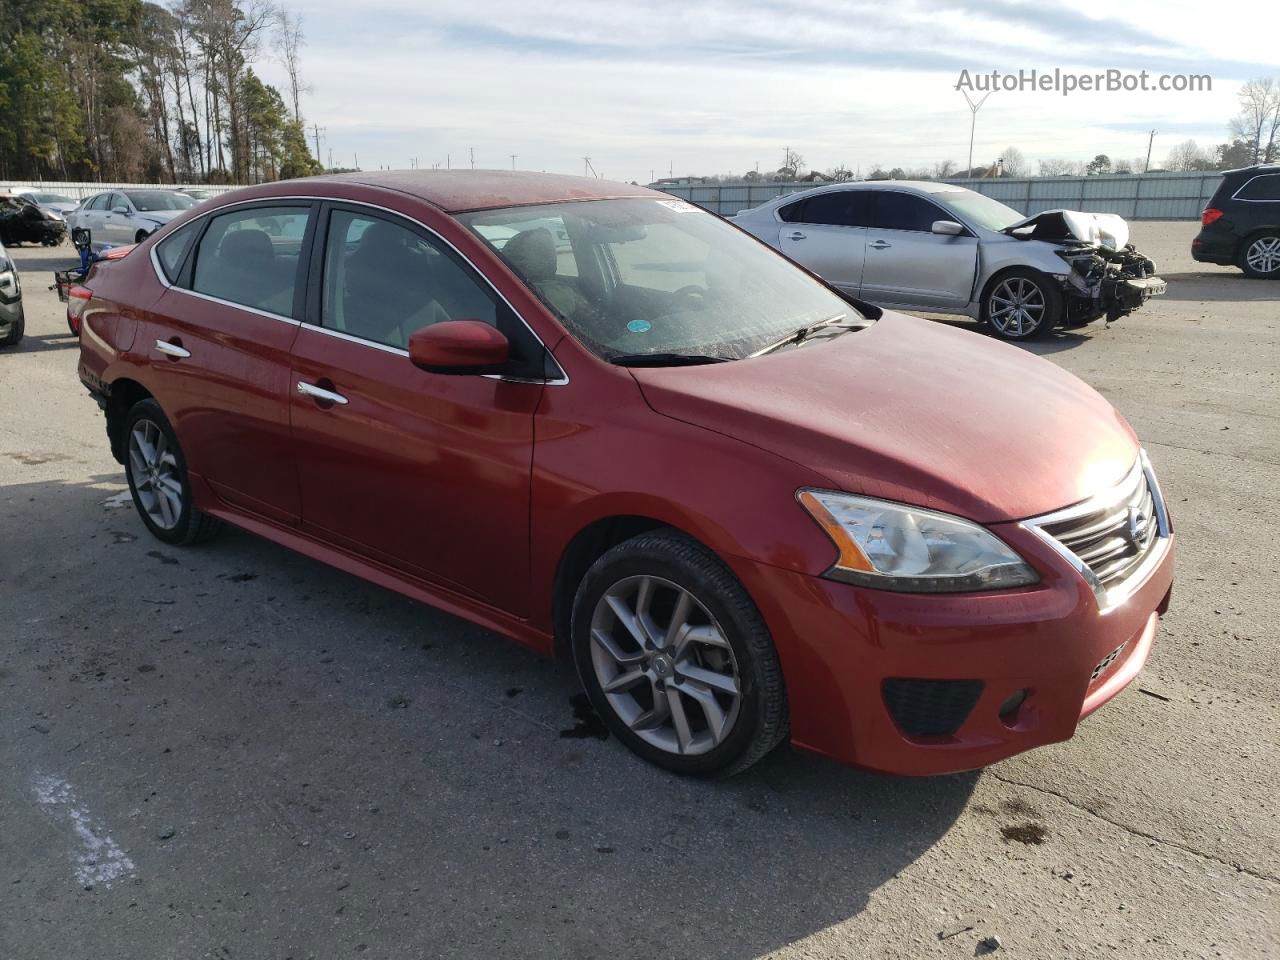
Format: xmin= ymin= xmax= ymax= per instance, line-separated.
xmin=1159 ymin=271 xmax=1280 ymax=303
xmin=1 ymin=475 xmax=979 ymax=959
xmin=0 ymin=331 xmax=79 ymax=355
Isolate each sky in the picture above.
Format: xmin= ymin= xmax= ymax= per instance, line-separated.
xmin=254 ymin=0 xmax=1276 ymax=182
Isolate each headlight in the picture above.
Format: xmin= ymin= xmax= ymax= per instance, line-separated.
xmin=797 ymin=489 xmax=1039 ymax=593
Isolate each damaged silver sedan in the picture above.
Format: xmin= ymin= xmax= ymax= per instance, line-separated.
xmin=731 ymin=181 xmax=1166 ymax=340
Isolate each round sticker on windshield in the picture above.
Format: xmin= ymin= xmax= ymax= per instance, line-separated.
xmin=627 ymin=319 xmax=652 ymax=334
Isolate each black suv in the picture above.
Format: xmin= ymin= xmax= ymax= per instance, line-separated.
xmin=1192 ymin=164 xmax=1280 ymax=278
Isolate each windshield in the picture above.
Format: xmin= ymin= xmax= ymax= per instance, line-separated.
xmin=27 ymin=193 xmax=73 ymax=204
xmin=125 ymin=191 xmax=195 ymax=212
xmin=460 ymin=198 xmax=862 ymax=361
xmin=932 ymin=190 xmax=1024 ymax=232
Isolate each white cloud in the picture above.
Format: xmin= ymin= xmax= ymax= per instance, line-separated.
xmin=254 ymin=0 xmax=1265 ymax=180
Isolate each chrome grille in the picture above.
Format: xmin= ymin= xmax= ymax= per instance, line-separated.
xmin=1023 ymin=452 xmax=1170 ymax=610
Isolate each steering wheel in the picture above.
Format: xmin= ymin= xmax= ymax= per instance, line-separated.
xmin=670 ymin=284 xmax=708 ymax=304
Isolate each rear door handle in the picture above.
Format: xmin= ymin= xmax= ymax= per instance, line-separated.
xmin=297 ymin=381 xmax=349 ymax=405
xmin=154 ymin=339 xmax=190 ymax=359
xmin=868 ymin=240 xmax=892 ymax=250
xmin=786 ymin=231 xmax=806 ymax=240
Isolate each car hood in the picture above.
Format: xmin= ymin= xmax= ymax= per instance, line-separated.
xmin=630 ymin=311 xmax=1138 ymax=523
xmin=1003 ymin=209 xmax=1130 ymax=249
xmin=44 ymin=202 xmax=79 ymax=215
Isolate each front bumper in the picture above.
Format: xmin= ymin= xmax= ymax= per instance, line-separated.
xmin=729 ymin=521 xmax=1174 ymax=776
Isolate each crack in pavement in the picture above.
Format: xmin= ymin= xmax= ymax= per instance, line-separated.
xmin=987 ymin=771 xmax=1280 ymax=886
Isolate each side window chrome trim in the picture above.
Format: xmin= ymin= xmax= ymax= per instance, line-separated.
xmin=147 ymin=194 xmax=567 ymax=386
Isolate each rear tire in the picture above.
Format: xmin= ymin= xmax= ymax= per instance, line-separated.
xmin=1239 ymin=231 xmax=1280 ymax=279
xmin=570 ymin=532 xmax=788 ymax=777
xmin=123 ymin=398 xmax=221 ymax=546
xmin=982 ymin=268 xmax=1064 ymax=340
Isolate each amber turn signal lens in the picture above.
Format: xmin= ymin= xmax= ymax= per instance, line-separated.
xmin=797 ymin=489 xmax=875 ymax=572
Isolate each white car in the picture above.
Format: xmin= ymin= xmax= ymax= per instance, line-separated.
xmin=731 ymin=181 xmax=1166 ymax=340
xmin=17 ymin=191 xmax=80 ymax=218
xmin=67 ymin=189 xmax=196 ymax=251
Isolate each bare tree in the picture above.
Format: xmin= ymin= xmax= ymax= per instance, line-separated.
xmin=1037 ymin=158 xmax=1075 ymax=177
xmin=826 ymin=164 xmax=855 ymax=182
xmin=275 ymin=8 xmax=310 ymax=123
xmin=777 ymin=147 xmax=805 ymax=179
xmin=932 ymin=159 xmax=958 ymax=179
xmin=1166 ymin=139 xmax=1215 ymax=171
xmin=997 ymin=146 xmax=1026 ymax=177
xmin=1228 ymin=77 xmax=1280 ymax=164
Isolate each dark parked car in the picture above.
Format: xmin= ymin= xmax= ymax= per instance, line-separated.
xmin=0 ymin=195 xmax=67 ymax=246
xmin=75 ymin=172 xmax=1173 ymax=778
xmin=0 ymin=239 xmax=24 ymax=346
xmin=1192 ymin=164 xmax=1280 ymax=277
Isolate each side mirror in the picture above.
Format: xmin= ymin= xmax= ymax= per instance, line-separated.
xmin=408 ymin=320 xmax=509 ymax=375
xmin=931 ymin=220 xmax=965 ymax=236
xmin=111 ymin=205 xmax=130 ymax=216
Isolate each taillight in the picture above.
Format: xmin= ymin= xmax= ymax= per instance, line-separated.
xmin=67 ymin=285 xmax=92 ymax=336
xmin=1201 ymin=207 xmax=1224 ymax=226
xmin=99 ymin=244 xmax=135 ymax=261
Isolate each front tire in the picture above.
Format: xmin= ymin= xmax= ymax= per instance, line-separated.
xmin=983 ymin=268 xmax=1064 ymax=340
xmin=570 ymin=532 xmax=788 ymax=777
xmin=1239 ymin=232 xmax=1280 ymax=279
xmin=0 ymin=307 xmax=23 ymax=347
xmin=123 ymin=399 xmax=221 ymax=545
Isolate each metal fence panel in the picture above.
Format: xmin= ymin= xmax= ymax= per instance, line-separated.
xmin=651 ymin=171 xmax=1224 ymax=220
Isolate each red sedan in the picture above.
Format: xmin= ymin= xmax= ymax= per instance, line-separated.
xmin=75 ymin=171 xmax=1174 ymax=777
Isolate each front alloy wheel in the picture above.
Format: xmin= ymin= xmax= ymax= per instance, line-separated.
xmin=984 ymin=268 xmax=1064 ymax=340
xmin=589 ymin=575 xmax=742 ymax=757
xmin=571 ymin=532 xmax=788 ymax=777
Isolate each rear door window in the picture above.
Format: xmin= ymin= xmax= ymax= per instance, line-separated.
xmin=870 ymin=192 xmax=949 ymax=232
xmin=796 ymin=191 xmax=874 ymax=227
xmin=156 ymin=221 xmax=201 ymax=282
xmin=190 ymin=206 xmax=311 ymax=316
xmin=1235 ymin=175 xmax=1280 ymax=201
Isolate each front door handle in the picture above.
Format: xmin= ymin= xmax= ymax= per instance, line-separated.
xmin=297 ymin=381 xmax=349 ymax=405
xmin=786 ymin=231 xmax=807 ymax=240
xmin=868 ymin=240 xmax=892 ymax=250
xmin=154 ymin=339 xmax=190 ymax=359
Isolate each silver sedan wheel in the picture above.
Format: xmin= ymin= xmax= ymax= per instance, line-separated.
xmin=988 ymin=277 xmax=1047 ymax=337
xmin=1246 ymin=236 xmax=1280 ymax=274
xmin=589 ymin=575 xmax=742 ymax=756
xmin=128 ymin=419 xmax=182 ymax=530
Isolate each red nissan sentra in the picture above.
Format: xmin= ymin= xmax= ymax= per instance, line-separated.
xmin=76 ymin=172 xmax=1173 ymax=777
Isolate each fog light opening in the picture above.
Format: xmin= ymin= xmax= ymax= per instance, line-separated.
xmin=998 ymin=688 xmax=1030 ymax=727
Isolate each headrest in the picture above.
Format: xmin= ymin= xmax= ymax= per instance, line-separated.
xmin=218 ymin=229 xmax=274 ymax=264
xmin=502 ymin=228 xmax=557 ymax=283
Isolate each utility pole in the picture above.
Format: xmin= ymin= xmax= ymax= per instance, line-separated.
xmin=1144 ymin=129 xmax=1157 ymax=173
xmin=354 ymin=152 xmax=358 ymax=169
xmin=961 ymin=90 xmax=992 ymax=179
xmin=328 ymin=148 xmax=333 ymax=170
xmin=447 ymin=153 xmax=450 ymax=169
xmin=469 ymin=148 xmax=475 ymax=170
xmin=510 ymin=154 xmax=517 ymax=170
xmin=311 ymin=123 xmax=326 ymax=166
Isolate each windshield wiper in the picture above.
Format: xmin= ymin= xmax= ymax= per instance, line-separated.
xmin=750 ymin=313 xmax=867 ymax=357
xmin=609 ymin=352 xmax=730 ymax=367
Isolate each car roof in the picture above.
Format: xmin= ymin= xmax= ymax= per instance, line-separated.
xmin=1222 ymin=163 xmax=1280 ymax=178
xmin=764 ymin=179 xmax=978 ymax=207
xmin=304 ymin=170 xmax=662 ymax=213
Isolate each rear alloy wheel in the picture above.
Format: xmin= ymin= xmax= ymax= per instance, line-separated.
xmin=1240 ymin=232 xmax=1280 ymax=278
xmin=123 ymin=399 xmax=221 ymax=545
xmin=571 ymin=532 xmax=788 ymax=777
xmin=984 ymin=269 xmax=1063 ymax=340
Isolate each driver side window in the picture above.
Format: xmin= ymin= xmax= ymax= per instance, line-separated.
xmin=320 ymin=210 xmax=500 ymax=350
